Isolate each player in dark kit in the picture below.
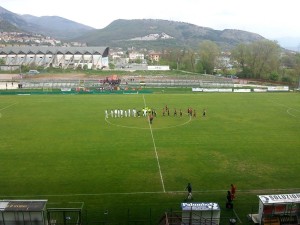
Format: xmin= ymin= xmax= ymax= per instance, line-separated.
xmin=185 ymin=183 xmax=193 ymax=200
xmin=149 ymin=114 xmax=154 ymax=124
xmin=202 ymin=109 xmax=206 ymax=117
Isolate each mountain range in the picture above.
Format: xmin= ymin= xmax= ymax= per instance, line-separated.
xmin=1 ymin=5 xmax=298 ymax=51
xmin=0 ymin=6 xmax=94 ymax=39
xmin=70 ymin=19 xmax=265 ymax=50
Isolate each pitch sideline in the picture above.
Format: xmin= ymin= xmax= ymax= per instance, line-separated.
xmin=2 ymin=188 xmax=300 ymax=198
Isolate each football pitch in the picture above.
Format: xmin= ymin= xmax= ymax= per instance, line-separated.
xmin=0 ymin=92 xmax=300 ymax=223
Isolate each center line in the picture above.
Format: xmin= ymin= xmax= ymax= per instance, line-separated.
xmin=142 ymin=95 xmax=166 ymax=192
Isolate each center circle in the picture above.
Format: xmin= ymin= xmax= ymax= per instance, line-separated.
xmin=105 ymin=114 xmax=193 ymax=130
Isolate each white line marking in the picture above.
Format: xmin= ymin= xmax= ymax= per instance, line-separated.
xmin=287 ymin=108 xmax=300 ymax=118
xmin=233 ymin=209 xmax=242 ymax=223
xmin=105 ymin=118 xmax=152 ymax=129
xmin=143 ymin=95 xmax=166 ymax=193
xmin=1 ymin=188 xmax=300 ymax=198
xmin=104 ymin=115 xmax=192 ymax=130
xmin=0 ymin=102 xmax=18 ymax=111
xmin=269 ymin=100 xmax=300 ymax=119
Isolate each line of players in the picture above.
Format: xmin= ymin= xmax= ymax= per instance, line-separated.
xmin=105 ymin=107 xmax=155 ymax=118
xmin=105 ymin=106 xmax=206 ymax=118
xmin=163 ymin=105 xmax=206 ymax=117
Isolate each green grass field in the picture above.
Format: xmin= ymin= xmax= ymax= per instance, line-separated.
xmin=0 ymin=92 xmax=300 ymax=224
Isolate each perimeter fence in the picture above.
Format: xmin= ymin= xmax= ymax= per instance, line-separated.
xmin=68 ymin=204 xmax=257 ymax=225
xmin=0 ymin=75 xmax=235 ymax=92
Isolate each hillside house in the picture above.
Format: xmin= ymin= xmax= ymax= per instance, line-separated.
xmin=148 ymin=51 xmax=161 ymax=62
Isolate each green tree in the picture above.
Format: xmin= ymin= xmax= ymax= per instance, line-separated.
xmin=198 ymin=41 xmax=220 ymax=74
xmin=187 ymin=50 xmax=197 ymax=72
xmin=269 ymin=72 xmax=279 ymax=81
xmin=175 ymin=49 xmax=187 ymax=70
xmin=179 ymin=50 xmax=196 ymax=72
xmin=250 ymin=40 xmax=280 ymax=79
xmin=0 ymin=58 xmax=5 ymax=65
xmin=160 ymin=48 xmax=185 ymax=70
xmin=294 ymin=53 xmax=300 ymax=88
xmin=195 ymin=61 xmax=204 ymax=73
xmin=281 ymin=52 xmax=297 ymax=69
xmin=231 ymin=43 xmax=250 ymax=77
xmin=109 ymin=62 xmax=115 ymax=69
xmin=231 ymin=40 xmax=281 ymax=79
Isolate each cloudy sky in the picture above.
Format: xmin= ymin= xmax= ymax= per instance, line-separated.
xmin=1 ymin=0 xmax=300 ymax=40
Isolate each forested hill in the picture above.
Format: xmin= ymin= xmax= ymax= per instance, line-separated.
xmin=0 ymin=5 xmax=95 ymax=39
xmin=71 ymin=19 xmax=266 ymax=50
xmin=0 ymin=4 xmax=267 ymax=50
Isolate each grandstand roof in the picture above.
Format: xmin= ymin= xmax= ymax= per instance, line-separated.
xmin=0 ymin=46 xmax=109 ymax=57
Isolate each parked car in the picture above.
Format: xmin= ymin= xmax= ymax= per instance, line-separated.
xmin=27 ymin=70 xmax=40 ymax=75
xmin=227 ymin=75 xmax=238 ymax=79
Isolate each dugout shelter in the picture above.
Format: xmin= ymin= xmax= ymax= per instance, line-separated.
xmin=248 ymin=193 xmax=300 ymax=225
xmin=0 ymin=200 xmax=47 ymax=225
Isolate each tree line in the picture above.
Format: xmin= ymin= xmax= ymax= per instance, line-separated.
xmin=1 ymin=40 xmax=300 ymax=87
xmin=159 ymin=40 xmax=300 ymax=87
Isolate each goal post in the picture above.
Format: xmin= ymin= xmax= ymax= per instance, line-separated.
xmin=46 ymin=202 xmax=84 ymax=225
